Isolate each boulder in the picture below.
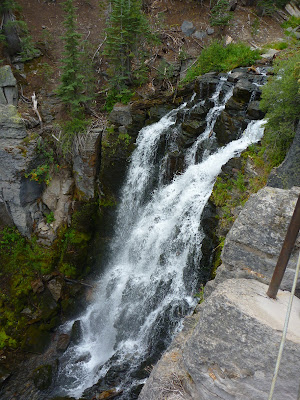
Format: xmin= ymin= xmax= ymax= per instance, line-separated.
xmin=221 ymin=186 xmax=300 ymax=291
xmin=232 ymin=79 xmax=256 ymax=103
xmin=139 ymin=279 xmax=300 ymax=400
xmin=214 ymin=111 xmax=247 ymax=146
xmin=268 ymin=122 xmax=300 ymax=189
xmin=70 ymin=320 xmax=82 ymax=345
xmin=181 ymin=120 xmax=206 ymax=136
xmin=56 ymin=333 xmax=70 ymax=353
xmin=181 ymin=21 xmax=195 ymax=37
xmin=247 ymin=100 xmax=265 ymax=120
xmin=192 ymin=31 xmax=207 ymax=40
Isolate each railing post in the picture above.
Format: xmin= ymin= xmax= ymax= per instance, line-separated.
xmin=267 ymin=193 xmax=300 ymax=299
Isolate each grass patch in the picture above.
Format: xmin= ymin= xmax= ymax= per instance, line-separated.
xmin=182 ymin=41 xmax=260 ymax=84
xmin=282 ymin=16 xmax=300 ymax=30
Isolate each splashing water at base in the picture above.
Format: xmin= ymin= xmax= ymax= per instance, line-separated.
xmin=55 ymin=89 xmax=265 ymax=398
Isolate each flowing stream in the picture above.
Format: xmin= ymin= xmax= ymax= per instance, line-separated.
xmin=55 ymin=76 xmax=265 ymax=399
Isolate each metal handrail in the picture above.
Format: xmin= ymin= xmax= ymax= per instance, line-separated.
xmin=267 ymin=193 xmax=300 ymax=299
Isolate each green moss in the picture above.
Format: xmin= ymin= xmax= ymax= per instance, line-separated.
xmin=0 ymin=198 xmax=98 ymax=350
xmin=210 ymin=143 xmax=270 ymax=277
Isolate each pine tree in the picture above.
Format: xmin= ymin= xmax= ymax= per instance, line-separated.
xmin=104 ymin=0 xmax=152 ymax=93
xmin=57 ymin=0 xmax=90 ymax=118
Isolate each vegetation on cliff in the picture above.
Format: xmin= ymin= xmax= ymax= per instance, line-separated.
xmin=260 ymin=45 xmax=300 ymax=165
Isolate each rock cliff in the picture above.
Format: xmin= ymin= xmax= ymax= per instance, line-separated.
xmin=139 ymin=186 xmax=300 ymax=400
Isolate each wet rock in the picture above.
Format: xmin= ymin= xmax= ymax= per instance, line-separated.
xmin=109 ymin=104 xmax=132 ymax=126
xmin=56 ymin=333 xmax=70 ymax=353
xmin=70 ymin=320 xmax=82 ymax=345
xmin=268 ymin=122 xmax=300 ymax=189
xmin=225 ymin=97 xmax=246 ymax=112
xmin=247 ymin=100 xmax=265 ymax=120
xmin=181 ymin=120 xmax=206 ymax=136
xmin=232 ymin=79 xmax=256 ymax=103
xmin=228 ymin=70 xmax=247 ymax=83
xmin=194 ymin=72 xmax=219 ymax=99
xmin=214 ymin=111 xmax=247 ymax=146
xmin=147 ymin=105 xmax=174 ymax=124
xmin=32 ymin=364 xmax=52 ymax=391
xmin=181 ymin=21 xmax=195 ymax=37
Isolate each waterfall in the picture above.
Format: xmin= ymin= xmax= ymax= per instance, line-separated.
xmin=55 ymin=76 xmax=265 ymax=399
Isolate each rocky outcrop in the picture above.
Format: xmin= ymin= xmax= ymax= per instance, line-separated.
xmin=0 ymin=104 xmax=42 ymax=234
xmin=214 ymin=68 xmax=267 ymax=146
xmin=72 ymin=126 xmax=103 ymax=200
xmin=0 ymin=66 xmax=18 ymax=106
xmin=268 ymin=122 xmax=300 ymax=189
xmin=139 ymin=278 xmax=300 ymax=400
xmin=139 ymin=186 xmax=300 ymax=400
xmin=221 ymin=186 xmax=300 ymax=292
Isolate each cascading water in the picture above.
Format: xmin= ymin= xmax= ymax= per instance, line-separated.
xmin=55 ymin=75 xmax=265 ymax=399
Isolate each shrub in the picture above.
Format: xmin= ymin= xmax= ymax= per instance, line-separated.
xmin=183 ymin=41 xmax=260 ymax=84
xmin=260 ymin=46 xmax=300 ymax=166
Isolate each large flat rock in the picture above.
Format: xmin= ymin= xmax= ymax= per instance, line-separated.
xmin=139 ymin=279 xmax=300 ymax=400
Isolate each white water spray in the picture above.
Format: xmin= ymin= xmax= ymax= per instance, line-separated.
xmin=56 ymin=81 xmax=265 ymax=399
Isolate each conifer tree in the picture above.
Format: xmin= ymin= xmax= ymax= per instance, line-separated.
xmin=57 ymin=0 xmax=90 ymax=118
xmin=104 ymin=0 xmax=152 ymax=94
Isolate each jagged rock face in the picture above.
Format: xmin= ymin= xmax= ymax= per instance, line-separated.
xmin=214 ymin=68 xmax=267 ymax=146
xmin=139 ymin=187 xmax=300 ymax=400
xmin=268 ymin=122 xmax=300 ymax=189
xmin=139 ymin=279 xmax=300 ymax=400
xmin=72 ymin=127 xmax=103 ymax=200
xmin=221 ymin=186 xmax=300 ymax=292
xmin=0 ymin=104 xmax=42 ymax=234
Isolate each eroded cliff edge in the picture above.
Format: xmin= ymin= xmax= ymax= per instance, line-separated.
xmin=139 ymin=185 xmax=300 ymax=400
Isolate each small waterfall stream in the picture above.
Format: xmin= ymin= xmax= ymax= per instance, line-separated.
xmin=55 ymin=75 xmax=265 ymax=399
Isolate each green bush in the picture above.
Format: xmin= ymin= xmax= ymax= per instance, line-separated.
xmin=183 ymin=41 xmax=260 ymax=84
xmin=260 ymin=46 xmax=300 ymax=166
